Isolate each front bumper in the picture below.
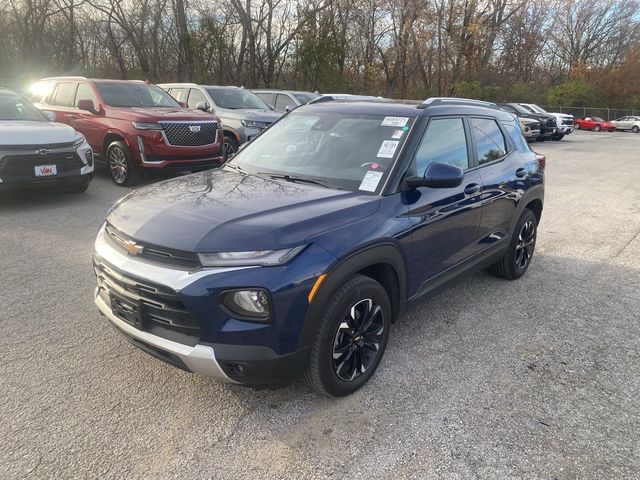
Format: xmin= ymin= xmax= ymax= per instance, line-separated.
xmin=557 ymin=125 xmax=573 ymax=134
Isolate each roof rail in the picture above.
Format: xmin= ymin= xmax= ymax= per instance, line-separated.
xmin=307 ymin=95 xmax=336 ymax=105
xmin=40 ymin=76 xmax=88 ymax=81
xmin=417 ymin=97 xmax=496 ymax=109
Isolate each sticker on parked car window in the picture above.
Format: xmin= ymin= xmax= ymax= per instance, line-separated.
xmin=359 ymin=170 xmax=384 ymax=192
xmin=381 ymin=117 xmax=409 ymax=127
xmin=377 ymin=140 xmax=399 ymax=158
xmin=391 ymin=129 xmax=404 ymax=139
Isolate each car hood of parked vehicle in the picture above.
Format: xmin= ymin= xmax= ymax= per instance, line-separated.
xmin=0 ymin=120 xmax=82 ymax=145
xmin=106 ymin=167 xmax=380 ymax=253
xmin=109 ymin=106 xmax=219 ymax=122
xmin=215 ymin=108 xmax=282 ymax=123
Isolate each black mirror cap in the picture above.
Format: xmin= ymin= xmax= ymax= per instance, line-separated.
xmin=405 ymin=162 xmax=464 ymax=188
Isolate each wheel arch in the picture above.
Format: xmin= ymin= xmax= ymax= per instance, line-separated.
xmin=102 ymin=131 xmax=128 ymax=156
xmin=299 ymin=243 xmax=407 ymax=349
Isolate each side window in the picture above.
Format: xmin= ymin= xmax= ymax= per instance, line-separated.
xmin=28 ymin=81 xmax=54 ymax=104
xmin=169 ymin=88 xmax=186 ymax=102
xmin=503 ymin=122 xmax=530 ymax=153
xmin=74 ymin=83 xmax=97 ymax=108
xmin=470 ymin=118 xmax=507 ymax=165
xmin=187 ymin=88 xmax=208 ymax=109
xmin=255 ymin=93 xmax=273 ymax=105
xmin=414 ymin=118 xmax=469 ymax=173
xmin=275 ymin=94 xmax=293 ymax=112
xmin=51 ymin=82 xmax=77 ymax=107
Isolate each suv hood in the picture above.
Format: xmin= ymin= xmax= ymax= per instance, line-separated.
xmin=0 ymin=121 xmax=81 ymax=145
xmin=109 ymin=106 xmax=218 ymax=122
xmin=107 ymin=168 xmax=379 ymax=252
xmin=216 ymin=108 xmax=282 ymax=123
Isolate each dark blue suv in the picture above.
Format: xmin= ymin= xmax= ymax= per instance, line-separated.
xmin=94 ymin=97 xmax=544 ymax=397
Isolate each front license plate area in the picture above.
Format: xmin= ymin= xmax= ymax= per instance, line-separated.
xmin=34 ymin=164 xmax=58 ymax=177
xmin=110 ymin=293 xmax=143 ymax=329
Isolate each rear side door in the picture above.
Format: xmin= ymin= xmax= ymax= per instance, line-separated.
xmin=405 ymin=116 xmax=483 ymax=289
xmin=47 ymin=81 xmax=78 ymax=125
xmin=471 ymin=117 xmax=523 ymax=251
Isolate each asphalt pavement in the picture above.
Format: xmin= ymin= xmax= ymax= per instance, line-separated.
xmin=1 ymin=130 xmax=639 ymax=479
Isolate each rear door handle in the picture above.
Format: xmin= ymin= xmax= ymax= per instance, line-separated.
xmin=464 ymin=183 xmax=481 ymax=195
xmin=515 ymin=168 xmax=527 ymax=178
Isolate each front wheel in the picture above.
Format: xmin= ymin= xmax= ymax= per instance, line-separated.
xmin=574 ymin=123 xmax=580 ymax=129
xmin=106 ymin=140 xmax=142 ymax=186
xmin=488 ymin=209 xmax=537 ymax=280
xmin=305 ymin=275 xmax=391 ymax=397
xmin=632 ymin=125 xmax=639 ymax=133
xmin=223 ymin=135 xmax=240 ymax=160
xmin=594 ymin=125 xmax=601 ymax=132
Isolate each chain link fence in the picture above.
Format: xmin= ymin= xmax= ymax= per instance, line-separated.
xmin=540 ymin=105 xmax=639 ymax=121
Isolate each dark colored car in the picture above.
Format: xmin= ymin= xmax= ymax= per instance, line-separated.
xmin=93 ymin=97 xmax=545 ymax=397
xmin=498 ymin=103 xmax=557 ymax=140
xmin=30 ymin=77 xmax=225 ymax=186
xmin=0 ymin=89 xmax=94 ymax=193
xmin=574 ymin=116 xmax=616 ymax=132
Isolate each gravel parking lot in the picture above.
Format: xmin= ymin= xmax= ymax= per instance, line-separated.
xmin=1 ymin=130 xmax=639 ymax=479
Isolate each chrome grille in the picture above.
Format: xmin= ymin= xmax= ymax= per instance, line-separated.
xmin=160 ymin=121 xmax=218 ymax=146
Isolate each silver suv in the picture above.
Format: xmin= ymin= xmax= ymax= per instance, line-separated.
xmin=252 ymin=90 xmax=319 ymax=112
xmin=160 ymin=84 xmax=282 ymax=155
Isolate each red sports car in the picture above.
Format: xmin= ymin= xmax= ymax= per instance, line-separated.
xmin=573 ymin=116 xmax=616 ymax=132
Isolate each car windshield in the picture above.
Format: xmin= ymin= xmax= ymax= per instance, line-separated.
xmin=528 ymin=104 xmax=547 ymax=114
xmin=228 ymin=110 xmax=416 ymax=193
xmin=294 ymin=92 xmax=320 ymax=104
xmin=206 ymin=88 xmax=270 ymax=110
xmin=0 ymin=93 xmax=46 ymax=121
xmin=592 ymin=116 xmax=604 ymax=121
xmin=96 ymin=83 xmax=180 ymax=108
xmin=508 ymin=104 xmax=531 ymax=115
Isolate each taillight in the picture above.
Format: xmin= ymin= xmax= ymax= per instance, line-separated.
xmin=535 ymin=153 xmax=546 ymax=170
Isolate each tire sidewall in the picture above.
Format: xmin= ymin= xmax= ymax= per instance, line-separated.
xmin=313 ymin=277 xmax=391 ymax=397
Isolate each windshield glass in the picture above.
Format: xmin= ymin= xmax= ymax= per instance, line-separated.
xmin=206 ymin=88 xmax=269 ymax=110
xmin=509 ymin=104 xmax=532 ymax=115
xmin=529 ymin=104 xmax=547 ymax=114
xmin=96 ymin=83 xmax=180 ymax=108
xmin=228 ymin=110 xmax=416 ymax=193
xmin=294 ymin=92 xmax=319 ymax=104
xmin=0 ymin=93 xmax=46 ymax=121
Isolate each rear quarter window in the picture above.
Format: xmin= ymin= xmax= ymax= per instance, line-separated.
xmin=503 ymin=121 xmax=531 ymax=153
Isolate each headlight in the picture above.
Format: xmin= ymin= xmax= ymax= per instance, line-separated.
xmin=241 ymin=120 xmax=270 ymax=129
xmin=221 ymin=289 xmax=271 ymax=319
xmin=197 ymin=245 xmax=306 ymax=267
xmin=132 ymin=121 xmax=163 ymax=130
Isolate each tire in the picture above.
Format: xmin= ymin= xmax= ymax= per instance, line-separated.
xmin=552 ymin=133 xmax=564 ymax=141
xmin=65 ymin=177 xmax=91 ymax=193
xmin=594 ymin=125 xmax=601 ymax=132
xmin=305 ymin=274 xmax=391 ymax=397
xmin=488 ymin=209 xmax=538 ymax=280
xmin=106 ymin=140 xmax=142 ymax=186
xmin=632 ymin=125 xmax=639 ymax=133
xmin=223 ymin=134 xmax=240 ymax=159
xmin=574 ymin=123 xmax=580 ymax=129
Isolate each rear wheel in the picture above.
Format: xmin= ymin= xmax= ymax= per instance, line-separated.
xmin=632 ymin=125 xmax=639 ymax=133
xmin=305 ymin=275 xmax=391 ymax=397
xmin=594 ymin=125 xmax=601 ymax=132
xmin=574 ymin=123 xmax=580 ymax=129
xmin=488 ymin=209 xmax=537 ymax=280
xmin=107 ymin=140 xmax=142 ymax=186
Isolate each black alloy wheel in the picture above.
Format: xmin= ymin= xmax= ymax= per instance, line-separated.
xmin=488 ymin=208 xmax=538 ymax=280
xmin=514 ymin=219 xmax=536 ymax=271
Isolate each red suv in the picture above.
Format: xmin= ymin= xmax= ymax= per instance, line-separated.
xmin=29 ymin=77 xmax=225 ymax=186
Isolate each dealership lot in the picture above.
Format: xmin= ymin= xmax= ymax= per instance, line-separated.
xmin=1 ymin=130 xmax=639 ymax=478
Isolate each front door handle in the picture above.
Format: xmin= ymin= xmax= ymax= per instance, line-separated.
xmin=464 ymin=183 xmax=481 ymax=195
xmin=515 ymin=168 xmax=527 ymax=178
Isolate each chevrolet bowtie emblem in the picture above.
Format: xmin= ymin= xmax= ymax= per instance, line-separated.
xmin=125 ymin=240 xmax=144 ymax=255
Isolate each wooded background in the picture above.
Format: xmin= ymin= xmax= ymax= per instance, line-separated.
xmin=1 ymin=0 xmax=639 ymax=107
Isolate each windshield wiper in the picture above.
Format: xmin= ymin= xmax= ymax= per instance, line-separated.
xmin=257 ymin=173 xmax=331 ymax=188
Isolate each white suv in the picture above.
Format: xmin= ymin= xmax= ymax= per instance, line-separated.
xmin=0 ymin=89 xmax=93 ymax=193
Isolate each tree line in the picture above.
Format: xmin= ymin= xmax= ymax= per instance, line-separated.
xmin=1 ymin=0 xmax=639 ymax=107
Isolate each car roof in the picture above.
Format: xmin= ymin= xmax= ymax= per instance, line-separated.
xmin=40 ymin=76 xmax=146 ymax=84
xmin=252 ymin=89 xmax=315 ymax=94
xmin=298 ymin=98 xmax=514 ymax=120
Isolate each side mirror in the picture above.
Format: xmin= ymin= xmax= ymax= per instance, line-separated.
xmin=196 ymin=100 xmax=210 ymax=112
xmin=43 ymin=111 xmax=56 ymax=122
xmin=76 ymin=99 xmax=96 ymax=113
xmin=285 ymin=104 xmax=297 ymax=113
xmin=405 ymin=162 xmax=464 ymax=189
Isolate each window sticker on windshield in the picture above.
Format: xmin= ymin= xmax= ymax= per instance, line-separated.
xmin=381 ymin=116 xmax=409 ymax=127
xmin=391 ymin=129 xmax=404 ymax=139
xmin=377 ymin=140 xmax=399 ymax=158
xmin=359 ymin=170 xmax=384 ymax=192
